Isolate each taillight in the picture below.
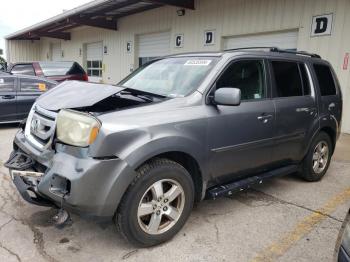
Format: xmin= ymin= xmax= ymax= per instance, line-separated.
xmin=82 ymin=74 xmax=89 ymax=81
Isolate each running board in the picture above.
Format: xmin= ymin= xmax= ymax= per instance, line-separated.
xmin=206 ymin=165 xmax=299 ymax=200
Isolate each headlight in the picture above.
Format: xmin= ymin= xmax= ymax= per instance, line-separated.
xmin=56 ymin=109 xmax=101 ymax=147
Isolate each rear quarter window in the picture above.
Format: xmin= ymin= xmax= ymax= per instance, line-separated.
xmin=313 ymin=64 xmax=337 ymax=96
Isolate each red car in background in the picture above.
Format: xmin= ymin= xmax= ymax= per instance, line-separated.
xmin=8 ymin=61 xmax=88 ymax=82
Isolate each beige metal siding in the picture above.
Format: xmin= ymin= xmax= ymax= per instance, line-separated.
xmin=6 ymin=40 xmax=41 ymax=62
xmin=5 ymin=0 xmax=350 ymax=133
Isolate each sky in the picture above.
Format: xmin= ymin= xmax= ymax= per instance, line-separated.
xmin=0 ymin=0 xmax=92 ymax=59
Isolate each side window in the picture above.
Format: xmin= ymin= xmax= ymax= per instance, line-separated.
xmin=0 ymin=77 xmax=15 ymax=92
xmin=216 ymin=60 xmax=266 ymax=100
xmin=299 ymin=64 xmax=311 ymax=96
xmin=11 ymin=64 xmax=35 ymax=76
xmin=271 ymin=61 xmax=303 ymax=97
xmin=20 ymin=79 xmax=48 ymax=92
xmin=313 ymin=64 xmax=337 ymax=96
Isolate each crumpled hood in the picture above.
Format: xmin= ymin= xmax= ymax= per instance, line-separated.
xmin=36 ymin=81 xmax=124 ymax=111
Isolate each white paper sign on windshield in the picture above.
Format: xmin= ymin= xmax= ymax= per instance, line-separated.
xmin=184 ymin=60 xmax=212 ymax=66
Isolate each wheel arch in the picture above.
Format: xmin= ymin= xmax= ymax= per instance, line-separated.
xmin=319 ymin=126 xmax=336 ymax=154
xmin=135 ymin=151 xmax=205 ymax=203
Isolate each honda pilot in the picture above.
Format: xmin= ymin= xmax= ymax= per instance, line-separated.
xmin=5 ymin=48 xmax=342 ymax=247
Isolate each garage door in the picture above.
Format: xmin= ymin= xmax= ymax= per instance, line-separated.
xmin=51 ymin=43 xmax=61 ymax=61
xmin=86 ymin=42 xmax=103 ymax=83
xmin=224 ymin=31 xmax=298 ymax=50
xmin=138 ymin=32 xmax=171 ymax=66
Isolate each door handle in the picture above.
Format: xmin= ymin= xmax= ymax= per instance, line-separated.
xmin=1 ymin=95 xmax=15 ymax=100
xmin=257 ymin=114 xmax=273 ymax=123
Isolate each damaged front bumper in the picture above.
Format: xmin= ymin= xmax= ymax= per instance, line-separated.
xmin=5 ymin=130 xmax=137 ymax=218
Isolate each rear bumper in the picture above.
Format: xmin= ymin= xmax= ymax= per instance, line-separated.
xmin=6 ymin=130 xmax=137 ymax=218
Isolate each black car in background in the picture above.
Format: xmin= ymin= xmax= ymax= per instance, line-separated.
xmin=0 ymin=73 xmax=57 ymax=123
xmin=8 ymin=61 xmax=88 ymax=82
xmin=337 ymin=211 xmax=350 ymax=261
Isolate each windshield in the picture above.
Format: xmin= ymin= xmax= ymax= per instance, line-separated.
xmin=118 ymin=57 xmax=219 ymax=97
xmin=39 ymin=62 xmax=83 ymax=76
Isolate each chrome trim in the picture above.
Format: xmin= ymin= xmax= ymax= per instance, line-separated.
xmin=24 ymin=103 xmax=57 ymax=151
xmin=304 ymin=63 xmax=316 ymax=98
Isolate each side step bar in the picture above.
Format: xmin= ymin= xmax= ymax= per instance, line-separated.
xmin=206 ymin=165 xmax=299 ymax=200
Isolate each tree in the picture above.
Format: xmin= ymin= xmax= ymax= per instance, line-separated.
xmin=0 ymin=55 xmax=6 ymax=71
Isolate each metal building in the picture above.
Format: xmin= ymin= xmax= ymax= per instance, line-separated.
xmin=5 ymin=0 xmax=350 ymax=133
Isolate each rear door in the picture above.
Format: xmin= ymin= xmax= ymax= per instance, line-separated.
xmin=0 ymin=75 xmax=17 ymax=122
xmin=16 ymin=77 xmax=55 ymax=119
xmin=208 ymin=59 xmax=275 ymax=182
xmin=270 ymin=60 xmax=318 ymax=164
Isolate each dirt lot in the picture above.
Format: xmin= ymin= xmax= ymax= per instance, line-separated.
xmin=0 ymin=124 xmax=349 ymax=262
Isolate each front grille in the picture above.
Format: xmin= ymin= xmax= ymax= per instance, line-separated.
xmin=24 ymin=104 xmax=57 ymax=151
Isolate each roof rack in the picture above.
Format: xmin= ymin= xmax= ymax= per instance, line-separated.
xmin=225 ymin=47 xmax=321 ymax=59
xmin=270 ymin=48 xmax=321 ymax=58
xmin=225 ymin=46 xmax=278 ymax=52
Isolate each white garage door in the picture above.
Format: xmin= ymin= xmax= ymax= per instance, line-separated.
xmin=86 ymin=42 xmax=103 ymax=83
xmin=138 ymin=32 xmax=171 ymax=66
xmin=224 ymin=31 xmax=298 ymax=50
xmin=51 ymin=43 xmax=61 ymax=61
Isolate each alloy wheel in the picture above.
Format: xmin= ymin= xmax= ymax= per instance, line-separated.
xmin=312 ymin=141 xmax=329 ymax=174
xmin=137 ymin=179 xmax=185 ymax=235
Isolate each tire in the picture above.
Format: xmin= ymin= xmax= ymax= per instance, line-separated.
xmin=116 ymin=158 xmax=194 ymax=247
xmin=299 ymin=132 xmax=333 ymax=182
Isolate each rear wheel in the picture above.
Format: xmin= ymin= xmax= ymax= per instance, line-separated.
xmin=116 ymin=158 xmax=194 ymax=247
xmin=300 ymin=132 xmax=332 ymax=182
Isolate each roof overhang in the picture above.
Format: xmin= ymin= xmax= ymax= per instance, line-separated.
xmin=6 ymin=0 xmax=194 ymax=40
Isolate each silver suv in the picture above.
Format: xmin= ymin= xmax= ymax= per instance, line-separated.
xmin=5 ymin=48 xmax=343 ymax=247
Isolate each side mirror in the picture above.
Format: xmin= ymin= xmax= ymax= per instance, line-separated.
xmin=213 ymin=88 xmax=241 ymax=106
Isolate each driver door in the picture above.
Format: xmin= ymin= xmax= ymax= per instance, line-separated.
xmin=208 ymin=59 xmax=275 ymax=182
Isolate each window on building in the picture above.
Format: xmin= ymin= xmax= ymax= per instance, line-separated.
xmin=271 ymin=61 xmax=303 ymax=97
xmin=216 ymin=60 xmax=266 ymax=100
xmin=0 ymin=77 xmax=15 ymax=92
xmin=313 ymin=64 xmax=337 ymax=96
xmin=10 ymin=64 xmax=35 ymax=76
xmin=87 ymin=60 xmax=102 ymax=78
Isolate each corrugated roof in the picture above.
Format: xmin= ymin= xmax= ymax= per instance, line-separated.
xmin=6 ymin=0 xmax=195 ymax=40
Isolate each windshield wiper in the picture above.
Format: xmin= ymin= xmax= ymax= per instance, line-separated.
xmin=119 ymin=90 xmax=154 ymax=102
xmin=118 ymin=86 xmax=168 ymax=99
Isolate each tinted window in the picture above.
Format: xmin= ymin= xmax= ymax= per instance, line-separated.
xmin=313 ymin=64 xmax=337 ymax=96
xmin=11 ymin=64 xmax=35 ymax=76
xmin=0 ymin=77 xmax=15 ymax=92
xmin=299 ymin=64 xmax=311 ymax=96
xmin=20 ymin=78 xmax=52 ymax=92
xmin=216 ymin=60 xmax=266 ymax=100
xmin=271 ymin=61 xmax=303 ymax=97
xmin=39 ymin=62 xmax=84 ymax=76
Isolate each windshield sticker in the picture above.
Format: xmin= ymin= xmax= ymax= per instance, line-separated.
xmin=184 ymin=60 xmax=212 ymax=66
xmin=0 ymin=79 xmax=3 ymax=84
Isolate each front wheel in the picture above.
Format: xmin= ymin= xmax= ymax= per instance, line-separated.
xmin=116 ymin=158 xmax=194 ymax=247
xmin=300 ymin=132 xmax=333 ymax=182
